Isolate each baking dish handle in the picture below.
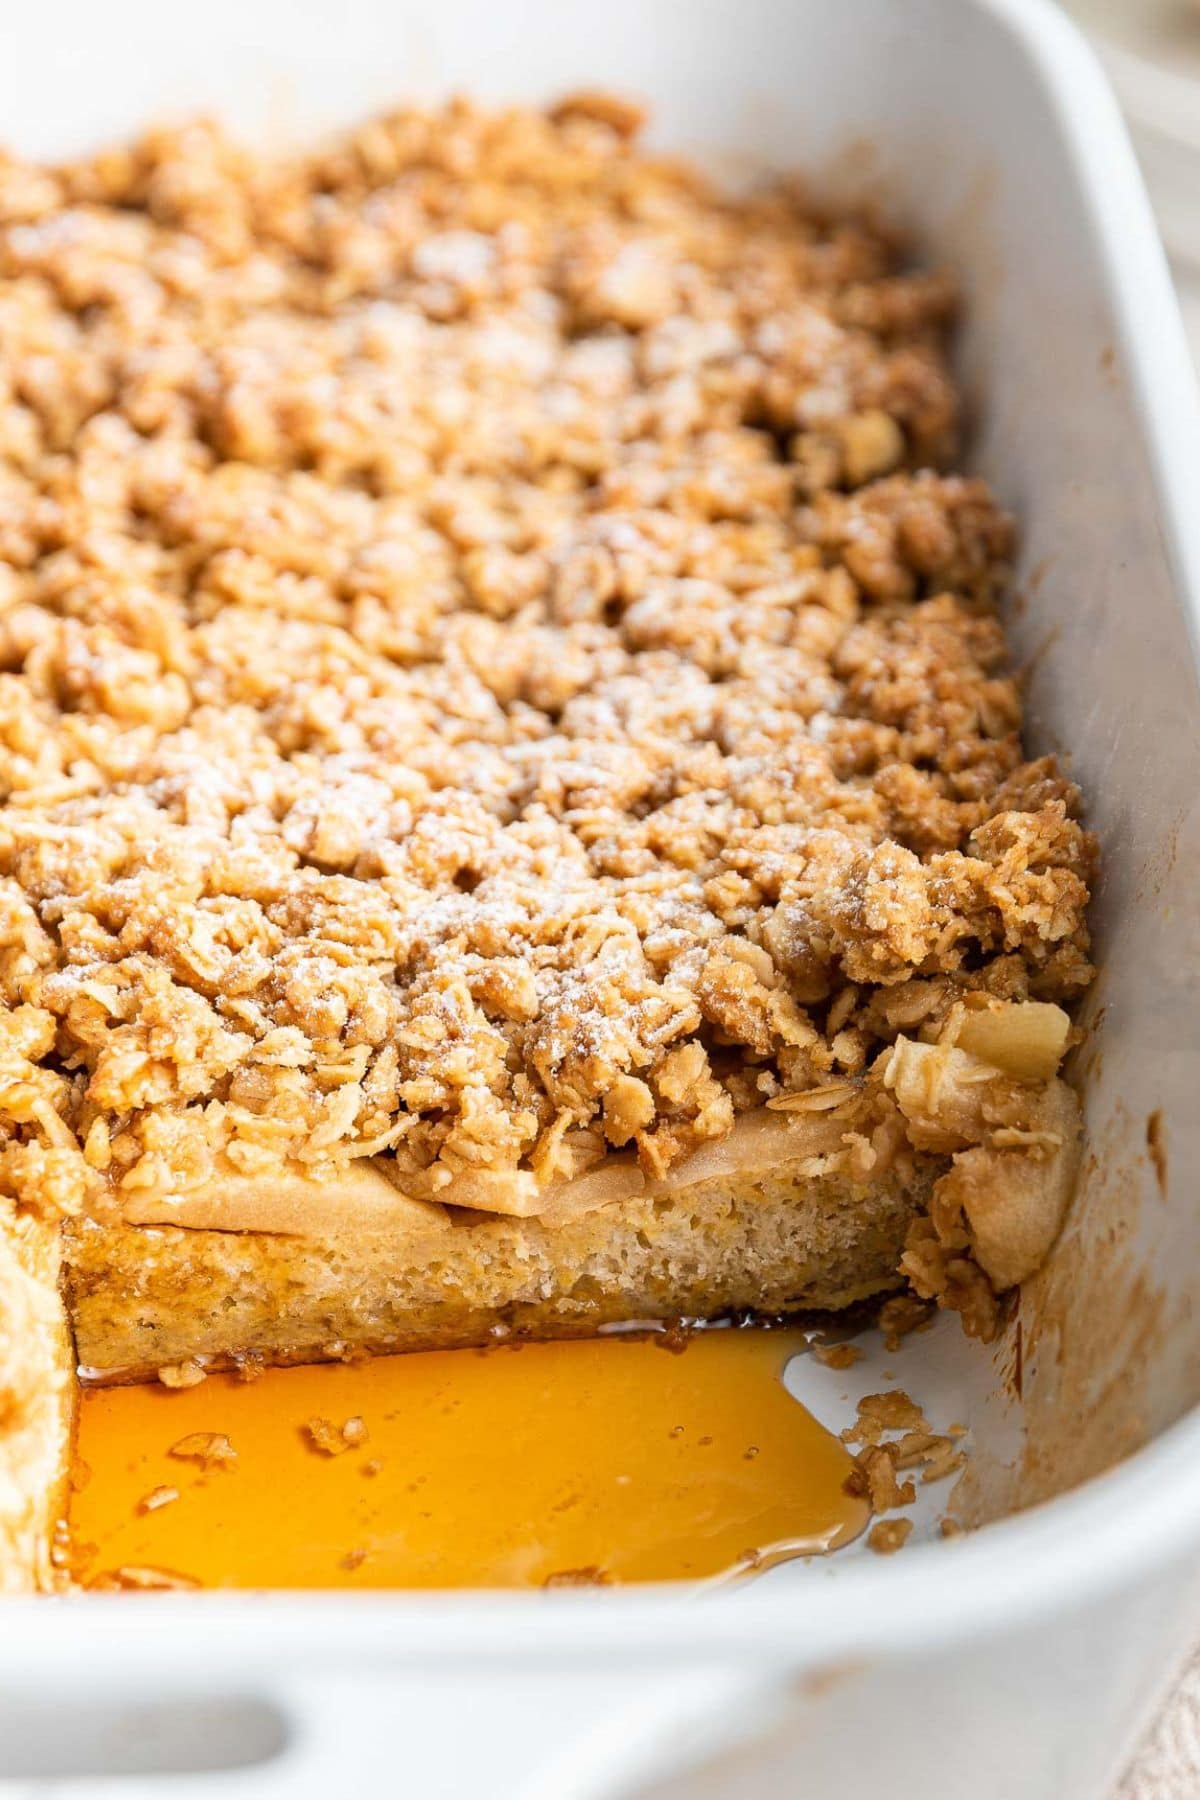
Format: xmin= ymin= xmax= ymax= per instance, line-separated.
xmin=266 ymin=1663 xmax=792 ymax=1800
xmin=8 ymin=1661 xmax=793 ymax=1799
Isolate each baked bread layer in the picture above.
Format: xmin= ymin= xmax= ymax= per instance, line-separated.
xmin=0 ymin=1212 xmax=73 ymax=1591
xmin=66 ymin=1156 xmax=935 ymax=1381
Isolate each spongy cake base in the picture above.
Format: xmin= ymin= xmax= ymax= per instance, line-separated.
xmin=66 ymin=1155 xmax=935 ymax=1381
xmin=0 ymin=1213 xmax=73 ymax=1592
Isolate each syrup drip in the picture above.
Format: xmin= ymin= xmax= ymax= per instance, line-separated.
xmin=70 ymin=1328 xmax=867 ymax=1589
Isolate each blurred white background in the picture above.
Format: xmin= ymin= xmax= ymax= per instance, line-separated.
xmin=1067 ymin=0 xmax=1200 ymax=350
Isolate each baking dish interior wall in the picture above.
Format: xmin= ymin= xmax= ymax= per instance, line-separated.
xmin=4 ymin=0 xmax=1199 ymax=1516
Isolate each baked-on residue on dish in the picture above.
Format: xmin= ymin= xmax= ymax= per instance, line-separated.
xmin=0 ymin=93 xmax=1094 ymax=1583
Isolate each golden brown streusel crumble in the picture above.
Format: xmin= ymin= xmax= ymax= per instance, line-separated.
xmin=0 ymin=96 xmax=1094 ymax=1322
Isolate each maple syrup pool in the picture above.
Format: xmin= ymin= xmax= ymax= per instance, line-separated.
xmin=70 ymin=1328 xmax=868 ymax=1590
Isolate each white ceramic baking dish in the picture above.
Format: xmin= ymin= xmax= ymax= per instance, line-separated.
xmin=2 ymin=0 xmax=1200 ymax=1794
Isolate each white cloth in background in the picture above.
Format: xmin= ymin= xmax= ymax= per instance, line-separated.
xmin=1119 ymin=1649 xmax=1200 ymax=1798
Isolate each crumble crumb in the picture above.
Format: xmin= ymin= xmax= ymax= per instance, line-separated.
xmin=303 ymin=1415 xmax=369 ymax=1456
xmin=168 ymin=1431 xmax=237 ymax=1468
xmin=868 ymin=1518 xmax=912 ymax=1555
xmin=138 ymin=1484 xmax=180 ymax=1513
xmin=877 ymin=1294 xmax=935 ymax=1350
xmin=843 ymin=1390 xmax=925 ymax=1440
xmin=843 ymin=1387 xmax=966 ymax=1547
xmin=87 ymin=1564 xmax=200 ymax=1590
xmin=845 ymin=1443 xmax=915 ymax=1512
xmin=157 ymin=1360 xmax=207 ymax=1389
xmin=651 ymin=1320 xmax=696 ymax=1355
xmin=813 ymin=1341 xmax=861 ymax=1370
xmin=543 ymin=1565 xmax=614 ymax=1588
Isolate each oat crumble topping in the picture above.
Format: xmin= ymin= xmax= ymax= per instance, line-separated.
xmin=0 ymin=96 xmax=1094 ymax=1325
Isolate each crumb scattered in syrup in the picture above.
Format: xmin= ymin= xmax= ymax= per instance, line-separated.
xmin=168 ymin=1432 xmax=237 ymax=1468
xmin=340 ymin=1548 xmax=368 ymax=1571
xmin=138 ymin=1485 xmax=180 ymax=1514
xmin=303 ymin=1415 xmax=370 ymax=1456
xmin=813 ymin=1342 xmax=862 ymax=1371
xmin=543 ymin=1565 xmax=614 ymax=1588
xmin=88 ymin=1564 xmax=200 ymax=1591
xmin=651 ymin=1320 xmax=698 ymax=1356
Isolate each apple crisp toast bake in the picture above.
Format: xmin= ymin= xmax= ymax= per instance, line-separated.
xmin=0 ymin=94 xmax=1094 ymax=1588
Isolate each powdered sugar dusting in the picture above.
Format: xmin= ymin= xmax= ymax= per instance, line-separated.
xmin=0 ymin=95 xmax=1093 ymax=1227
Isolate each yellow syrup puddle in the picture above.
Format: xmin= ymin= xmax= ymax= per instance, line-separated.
xmin=70 ymin=1328 xmax=867 ymax=1589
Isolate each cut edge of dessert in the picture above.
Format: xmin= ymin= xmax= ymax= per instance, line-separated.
xmin=0 ymin=91 xmax=1095 ymax=1593
xmin=5 ymin=994 xmax=1082 ymax=1593
xmin=0 ymin=1211 xmax=73 ymax=1594
xmin=67 ymin=995 xmax=1080 ymax=1387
